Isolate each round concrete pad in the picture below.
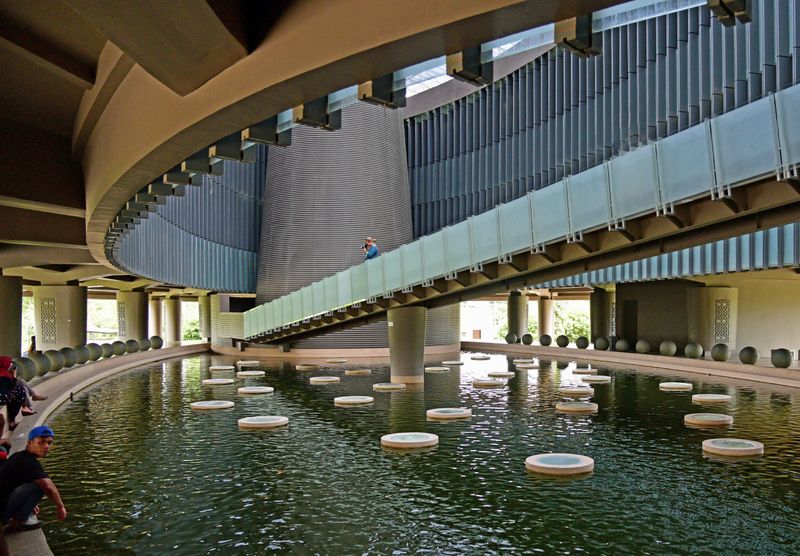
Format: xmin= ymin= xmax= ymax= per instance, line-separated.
xmin=191 ymin=400 xmax=234 ymax=410
xmin=381 ymin=432 xmax=438 ymax=449
xmin=426 ymin=407 xmax=472 ymax=420
xmin=238 ymin=416 xmax=288 ymax=429
xmin=525 ymin=453 xmax=594 ymax=475
xmin=702 ymin=438 xmax=763 ymax=457
xmin=202 ymin=378 xmax=234 ymax=385
xmin=334 ymin=396 xmax=374 ymax=406
xmin=310 ymin=376 xmax=340 ymax=384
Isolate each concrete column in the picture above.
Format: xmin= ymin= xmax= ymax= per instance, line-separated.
xmin=116 ymin=291 xmax=148 ymax=341
xmin=537 ymin=297 xmax=554 ymax=337
xmin=148 ymin=297 xmax=163 ymax=338
xmin=0 ymin=277 xmax=23 ymax=357
xmin=590 ymin=287 xmax=611 ymax=341
xmin=163 ymin=297 xmax=181 ymax=346
xmin=31 ymin=285 xmax=87 ymax=351
xmin=198 ymin=295 xmax=211 ymax=341
xmin=507 ymin=291 xmax=527 ymax=342
xmin=388 ymin=306 xmax=427 ymax=384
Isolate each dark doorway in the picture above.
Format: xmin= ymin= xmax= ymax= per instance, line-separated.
xmin=622 ymin=300 xmax=638 ymax=341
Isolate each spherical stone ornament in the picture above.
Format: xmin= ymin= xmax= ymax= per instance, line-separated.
xmin=12 ymin=357 xmax=36 ymax=382
xmin=614 ymin=339 xmax=630 ymax=352
xmin=149 ymin=336 xmax=164 ymax=349
xmin=238 ymin=386 xmax=274 ymax=395
xmin=209 ymin=365 xmax=235 ymax=373
xmin=373 ymin=383 xmax=406 ymax=391
xmin=558 ymin=386 xmax=594 ymax=397
xmin=202 ymin=378 xmax=234 ymax=385
xmin=488 ymin=371 xmax=515 ymax=378
xmin=521 ymin=333 xmax=534 ymax=345
xmin=771 ymin=348 xmax=793 ymax=369
xmin=525 ymin=453 xmax=594 ymax=476
xmin=710 ymin=343 xmax=730 ymax=362
xmin=309 ymin=376 xmax=340 ymax=385
xmin=692 ymin=393 xmax=732 ymax=404
xmin=539 ymin=335 xmax=552 ymax=346
xmin=505 ymin=333 xmax=518 ymax=344
xmin=345 ymin=369 xmax=372 ymax=376
xmin=581 ymin=375 xmax=611 ymax=384
xmin=555 ymin=401 xmax=598 ymax=414
xmin=659 ymin=382 xmax=693 ymax=392
xmin=424 ymin=367 xmax=450 ymax=374
xmin=381 ymin=432 xmax=439 ymax=449
xmin=29 ymin=353 xmax=51 ymax=377
xmin=702 ymin=438 xmax=764 ymax=457
xmin=684 ymin=413 xmax=733 ymax=427
xmin=237 ymin=370 xmax=265 ymax=378
xmin=190 ymin=400 xmax=234 ymax=410
xmin=426 ymin=407 xmax=472 ymax=420
xmin=473 ymin=378 xmax=505 ymax=388
xmin=471 ymin=355 xmax=491 ymax=360
xmin=43 ymin=350 xmax=65 ymax=372
xmin=87 ymin=343 xmax=103 ymax=361
xmin=659 ymin=341 xmax=678 ymax=357
xmin=296 ymin=364 xmax=320 ymax=371
xmin=575 ymin=337 xmax=589 ymax=349
xmin=237 ymin=360 xmax=261 ymax=367
xmin=441 ymin=360 xmax=464 ymax=366
xmin=125 ymin=339 xmax=140 ymax=353
xmin=238 ymin=416 xmax=288 ymax=429
xmin=73 ymin=345 xmax=90 ymax=365
xmin=138 ymin=338 xmax=152 ymax=351
xmin=100 ymin=343 xmax=114 ymax=359
xmin=556 ymin=335 xmax=570 ymax=348
xmin=111 ymin=341 xmax=126 ymax=356
xmin=334 ymin=396 xmax=374 ymax=406
xmin=58 ymin=347 xmax=77 ymax=367
xmin=594 ymin=336 xmax=610 ymax=351
xmin=684 ymin=342 xmax=704 ymax=359
xmin=635 ymin=339 xmax=651 ymax=354
xmin=739 ymin=346 xmax=759 ymax=365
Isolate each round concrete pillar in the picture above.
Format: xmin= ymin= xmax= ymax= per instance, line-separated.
xmin=537 ymin=297 xmax=554 ymax=337
xmin=198 ymin=295 xmax=211 ymax=341
xmin=149 ymin=297 xmax=163 ymax=338
xmin=388 ymin=306 xmax=427 ymax=384
xmin=0 ymin=277 xmax=23 ymax=357
xmin=163 ymin=298 xmax=181 ymax=346
xmin=116 ymin=292 xmax=148 ymax=341
xmin=507 ymin=291 xmax=527 ymax=342
xmin=31 ymin=285 xmax=87 ymax=351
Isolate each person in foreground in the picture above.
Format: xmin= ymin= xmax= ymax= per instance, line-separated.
xmin=0 ymin=426 xmax=66 ymax=556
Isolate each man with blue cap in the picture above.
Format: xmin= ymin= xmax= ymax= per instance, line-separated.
xmin=0 ymin=425 xmax=66 ymax=554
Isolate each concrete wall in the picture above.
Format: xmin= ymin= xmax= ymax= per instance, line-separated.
xmin=210 ymin=294 xmax=244 ymax=347
xmin=0 ymin=277 xmax=22 ymax=357
xmin=31 ymin=285 xmax=87 ymax=351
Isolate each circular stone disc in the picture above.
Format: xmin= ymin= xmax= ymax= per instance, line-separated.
xmin=573 ymin=368 xmax=598 ymax=375
xmin=488 ymin=371 xmax=515 ymax=378
xmin=202 ymin=378 xmax=234 ymax=386
xmin=238 ymin=416 xmax=288 ymax=429
xmin=702 ymin=438 xmax=764 ymax=457
xmin=238 ymin=386 xmax=274 ymax=395
xmin=426 ymin=407 xmax=472 ymax=420
xmin=471 ymin=355 xmax=491 ymax=360
xmin=556 ymin=401 xmax=599 ymax=414
xmin=692 ymin=393 xmax=732 ymax=404
xmin=334 ymin=396 xmax=374 ymax=406
xmin=209 ymin=365 xmax=235 ymax=373
xmin=381 ymin=432 xmax=439 ymax=449
xmin=581 ymin=375 xmax=611 ymax=384
xmin=191 ymin=400 xmax=235 ymax=410
xmin=659 ymin=382 xmax=693 ymax=391
xmin=525 ymin=453 xmax=594 ymax=475
xmin=309 ymin=376 xmax=340 ymax=384
xmin=296 ymin=364 xmax=320 ymax=371
xmin=684 ymin=413 xmax=733 ymax=427
xmin=516 ymin=363 xmax=539 ymax=369
xmin=512 ymin=359 xmax=533 ymax=364
xmin=425 ymin=366 xmax=450 ymax=373
xmin=473 ymin=378 xmax=505 ymax=388
xmin=373 ymin=382 xmax=406 ymax=391
xmin=345 ymin=369 xmax=372 ymax=376
xmin=441 ymin=361 xmax=464 ymax=366
xmin=237 ymin=360 xmax=261 ymax=367
xmin=558 ymin=386 xmax=594 ymax=397
xmin=325 ymin=358 xmax=348 ymax=363
xmin=237 ymin=370 xmax=266 ymax=378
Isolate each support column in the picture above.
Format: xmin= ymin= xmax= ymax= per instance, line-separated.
xmin=388 ymin=306 xmax=427 ymax=384
xmin=537 ymin=297 xmax=554 ymax=337
xmin=163 ymin=297 xmax=181 ymax=346
xmin=507 ymin=291 xmax=527 ymax=342
xmin=0 ymin=277 xmax=23 ymax=357
xmin=590 ymin=287 xmax=611 ymax=342
xmin=31 ymin=285 xmax=87 ymax=351
xmin=148 ymin=297 xmax=163 ymax=338
xmin=116 ymin=291 xmax=148 ymax=341
xmin=198 ymin=295 xmax=211 ymax=341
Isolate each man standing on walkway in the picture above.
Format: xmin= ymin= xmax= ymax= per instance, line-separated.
xmin=363 ymin=237 xmax=381 ymax=260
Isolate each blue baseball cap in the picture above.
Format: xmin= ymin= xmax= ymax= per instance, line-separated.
xmin=28 ymin=426 xmax=54 ymax=441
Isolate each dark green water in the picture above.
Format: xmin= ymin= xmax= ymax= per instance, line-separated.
xmin=39 ymin=354 xmax=800 ymax=554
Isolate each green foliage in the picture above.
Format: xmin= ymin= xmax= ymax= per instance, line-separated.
xmin=183 ymin=318 xmax=201 ymax=340
xmin=553 ymin=302 xmax=590 ymax=340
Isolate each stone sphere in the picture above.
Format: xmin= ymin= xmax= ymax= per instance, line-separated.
xmin=684 ymin=342 xmax=704 ymax=359
xmin=635 ymin=339 xmax=651 ymax=354
xmin=556 ymin=335 xmax=569 ymax=348
xmin=43 ymin=350 xmax=65 ymax=372
xmin=659 ymin=341 xmax=677 ymax=356
xmin=739 ymin=346 xmax=759 ymax=365
xmin=139 ymin=338 xmax=151 ymax=351
xmin=615 ymin=338 xmax=630 ymax=352
xmin=12 ymin=357 xmax=36 ymax=382
xmin=74 ymin=345 xmax=91 ymax=365
xmin=521 ymin=333 xmax=533 ymax=345
xmin=710 ymin=343 xmax=730 ymax=362
xmin=100 ymin=343 xmax=114 ymax=358
xmin=125 ymin=339 xmax=140 ymax=353
xmin=29 ymin=353 xmax=51 ymax=377
xmin=87 ymin=343 xmax=103 ymax=361
xmin=771 ymin=348 xmax=792 ymax=369
xmin=575 ymin=337 xmax=589 ymax=349
xmin=505 ymin=333 xmax=518 ymax=344
xmin=112 ymin=341 xmax=126 ymax=356
xmin=556 ymin=360 xmax=569 ymax=369
xmin=150 ymin=336 xmax=164 ymax=349
xmin=539 ymin=334 xmax=552 ymax=346
xmin=594 ymin=336 xmax=610 ymax=351
xmin=58 ymin=347 xmax=77 ymax=367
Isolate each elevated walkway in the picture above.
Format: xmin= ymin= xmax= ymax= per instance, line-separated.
xmin=246 ymin=84 xmax=800 ymax=343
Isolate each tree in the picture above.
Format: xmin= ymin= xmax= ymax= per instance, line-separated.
xmin=183 ymin=318 xmax=201 ymax=340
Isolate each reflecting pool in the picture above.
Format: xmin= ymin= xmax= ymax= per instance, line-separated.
xmin=42 ymin=354 xmax=800 ymax=554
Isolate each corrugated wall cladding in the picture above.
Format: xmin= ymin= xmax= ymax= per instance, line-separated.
xmin=116 ymin=149 xmax=266 ymax=292
xmin=210 ymin=294 xmax=244 ymax=346
xmin=405 ymin=0 xmax=800 ymax=236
